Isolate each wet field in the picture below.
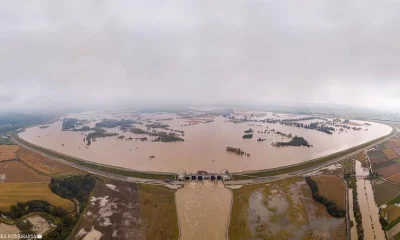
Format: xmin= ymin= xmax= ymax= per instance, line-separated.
xmin=229 ymin=177 xmax=346 ymax=240
xmin=19 ymin=111 xmax=392 ymax=173
xmin=71 ymin=179 xmax=141 ymax=240
xmin=175 ymin=182 xmax=232 ymax=240
xmin=71 ymin=179 xmax=179 ymax=240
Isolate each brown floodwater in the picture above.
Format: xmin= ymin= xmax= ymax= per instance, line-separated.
xmin=175 ymin=182 xmax=232 ymax=240
xmin=19 ymin=111 xmax=391 ymax=173
xmin=355 ymin=161 xmax=385 ymax=240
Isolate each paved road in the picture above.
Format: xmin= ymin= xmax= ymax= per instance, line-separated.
xmin=12 ymin=135 xmax=183 ymax=189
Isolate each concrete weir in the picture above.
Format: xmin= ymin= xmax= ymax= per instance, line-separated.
xmin=176 ymin=169 xmax=231 ymax=182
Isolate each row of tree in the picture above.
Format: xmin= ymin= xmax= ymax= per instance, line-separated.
xmin=305 ymin=176 xmax=346 ymax=218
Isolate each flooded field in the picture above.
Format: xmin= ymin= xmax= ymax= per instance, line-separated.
xmin=229 ymin=177 xmax=346 ymax=239
xmin=19 ymin=110 xmax=391 ymax=173
xmin=71 ymin=178 xmax=179 ymax=240
xmin=175 ymin=182 xmax=232 ymax=240
xmin=354 ymin=161 xmax=385 ymax=240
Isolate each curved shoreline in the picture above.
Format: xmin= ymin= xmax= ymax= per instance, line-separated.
xmin=11 ymin=124 xmax=396 ymax=181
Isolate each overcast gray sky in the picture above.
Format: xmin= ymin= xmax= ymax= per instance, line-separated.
xmin=0 ymin=1 xmax=399 ymax=112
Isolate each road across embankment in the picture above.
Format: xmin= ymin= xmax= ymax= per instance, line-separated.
xmin=11 ymin=133 xmax=183 ymax=189
xmin=12 ymin=123 xmax=397 ymax=187
xmin=227 ymin=126 xmax=397 ymax=184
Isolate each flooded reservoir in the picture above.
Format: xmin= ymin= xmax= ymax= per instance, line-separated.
xmin=175 ymin=182 xmax=232 ymax=240
xmin=19 ymin=110 xmax=392 ymax=173
xmin=354 ymin=160 xmax=385 ymax=240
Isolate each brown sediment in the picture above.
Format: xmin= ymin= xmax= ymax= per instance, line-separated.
xmin=176 ymin=182 xmax=232 ymax=240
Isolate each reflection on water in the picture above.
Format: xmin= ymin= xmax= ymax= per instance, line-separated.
xmin=355 ymin=161 xmax=385 ymax=240
xmin=19 ymin=112 xmax=392 ymax=172
xmin=175 ymin=182 xmax=231 ymax=240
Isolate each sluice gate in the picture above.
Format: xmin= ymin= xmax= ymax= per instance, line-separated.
xmin=176 ymin=169 xmax=231 ymax=182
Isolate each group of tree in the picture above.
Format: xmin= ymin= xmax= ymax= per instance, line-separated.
xmin=95 ymin=119 xmax=135 ymax=128
xmin=85 ymin=127 xmax=118 ymax=144
xmin=305 ymin=177 xmax=346 ymax=218
xmin=6 ymin=200 xmax=67 ymax=219
xmin=352 ymin=178 xmax=364 ymax=239
xmin=226 ymin=147 xmax=250 ymax=156
xmin=49 ymin=175 xmax=96 ymax=211
xmin=244 ymin=128 xmax=253 ymax=133
xmin=154 ymin=132 xmax=184 ymax=142
xmin=3 ymin=200 xmax=76 ymax=240
xmin=62 ymin=118 xmax=88 ymax=130
xmin=130 ymin=127 xmax=185 ymax=142
xmin=0 ymin=113 xmax=55 ymax=134
xmin=242 ymin=133 xmax=253 ymax=139
xmin=146 ymin=123 xmax=170 ymax=129
xmin=274 ymin=136 xmax=311 ymax=147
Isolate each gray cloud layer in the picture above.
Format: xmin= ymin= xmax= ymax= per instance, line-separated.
xmin=0 ymin=1 xmax=399 ymax=112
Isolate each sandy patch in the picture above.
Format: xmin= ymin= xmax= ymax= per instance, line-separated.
xmin=91 ymin=196 xmax=109 ymax=207
xmin=83 ymin=226 xmax=103 ymax=240
xmin=26 ymin=215 xmax=52 ymax=235
xmin=76 ymin=228 xmax=87 ymax=238
xmin=105 ymin=184 xmax=119 ymax=192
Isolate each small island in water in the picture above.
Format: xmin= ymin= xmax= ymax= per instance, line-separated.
xmin=272 ymin=136 xmax=311 ymax=147
xmin=226 ymin=147 xmax=250 ymax=157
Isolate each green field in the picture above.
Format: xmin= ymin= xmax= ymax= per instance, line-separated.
xmin=138 ymin=184 xmax=179 ymax=240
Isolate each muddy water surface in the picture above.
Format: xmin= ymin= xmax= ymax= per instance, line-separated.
xmin=175 ymin=182 xmax=232 ymax=240
xmin=355 ymin=161 xmax=385 ymax=240
xmin=19 ymin=111 xmax=392 ymax=172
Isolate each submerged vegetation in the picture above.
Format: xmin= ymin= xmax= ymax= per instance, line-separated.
xmin=85 ymin=127 xmax=118 ymax=144
xmin=242 ymin=133 xmax=253 ymax=139
xmin=146 ymin=123 xmax=169 ymax=129
xmin=273 ymin=136 xmax=311 ymax=147
xmin=226 ymin=147 xmax=250 ymax=156
xmin=72 ymin=126 xmax=91 ymax=132
xmin=130 ymin=127 xmax=184 ymax=142
xmin=95 ymin=119 xmax=135 ymax=128
xmin=244 ymin=128 xmax=253 ymax=133
xmin=62 ymin=118 xmax=86 ymax=130
xmin=153 ymin=133 xmax=184 ymax=142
